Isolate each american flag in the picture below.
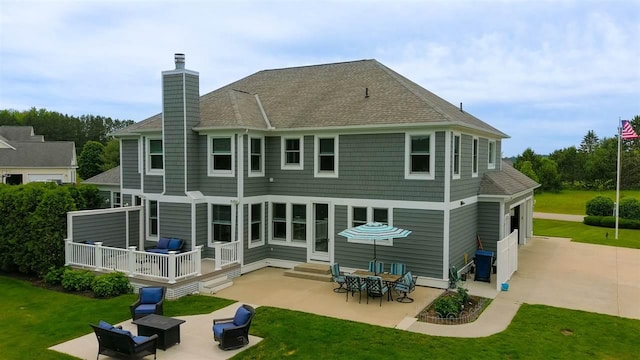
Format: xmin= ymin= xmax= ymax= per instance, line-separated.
xmin=621 ymin=120 xmax=639 ymax=140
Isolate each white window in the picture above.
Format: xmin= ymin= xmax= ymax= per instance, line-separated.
xmin=281 ymin=137 xmax=304 ymax=170
xmin=405 ymin=132 xmax=435 ymax=180
xmin=488 ymin=140 xmax=496 ymax=169
xmin=146 ymin=138 xmax=163 ymax=175
xmin=249 ymin=136 xmax=264 ymax=177
xmin=211 ymin=204 xmax=232 ymax=242
xmin=472 ymin=136 xmax=479 ymax=177
xmin=208 ymin=136 xmax=235 ymax=177
xmin=249 ymin=203 xmax=264 ymax=247
xmin=452 ymin=133 xmax=461 ymax=179
xmin=347 ymin=206 xmax=393 ymax=246
xmin=112 ymin=192 xmax=121 ymax=208
xmin=147 ymin=200 xmax=158 ymax=239
xmin=314 ymin=136 xmax=338 ymax=177
xmin=269 ymin=202 xmax=308 ymax=247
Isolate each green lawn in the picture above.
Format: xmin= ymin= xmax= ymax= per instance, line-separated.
xmin=534 ymin=219 xmax=640 ymax=249
xmin=2 ymin=275 xmax=639 ymax=360
xmin=534 ymin=189 xmax=640 ymax=215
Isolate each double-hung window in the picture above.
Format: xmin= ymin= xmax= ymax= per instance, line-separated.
xmin=249 ymin=136 xmax=264 ymax=177
xmin=472 ymin=137 xmax=479 ymax=177
xmin=314 ymin=136 xmax=338 ymax=177
xmin=209 ymin=136 xmax=234 ymax=176
xmin=281 ymin=137 xmax=304 ymax=170
xmin=348 ymin=206 xmax=392 ymax=245
xmin=488 ymin=140 xmax=496 ymax=169
xmin=272 ymin=203 xmax=287 ymax=240
xmin=291 ymin=204 xmax=307 ymax=244
xmin=147 ymin=138 xmax=163 ymax=175
xmin=249 ymin=203 xmax=264 ymax=247
xmin=405 ymin=132 xmax=435 ymax=179
xmin=452 ymin=133 xmax=461 ymax=179
xmin=270 ymin=202 xmax=308 ymax=246
xmin=147 ymin=200 xmax=158 ymax=239
xmin=113 ymin=192 xmax=121 ymax=208
xmin=211 ymin=204 xmax=232 ymax=242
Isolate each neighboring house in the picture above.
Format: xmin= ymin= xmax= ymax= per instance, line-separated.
xmin=72 ymin=54 xmax=539 ymax=289
xmin=0 ymin=126 xmax=77 ymax=184
xmin=83 ymin=166 xmax=127 ymax=208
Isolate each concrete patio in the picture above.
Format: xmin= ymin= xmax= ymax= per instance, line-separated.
xmin=50 ymin=235 xmax=640 ymax=358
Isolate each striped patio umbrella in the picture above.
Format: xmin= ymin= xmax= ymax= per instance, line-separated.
xmin=338 ymin=222 xmax=412 ymax=261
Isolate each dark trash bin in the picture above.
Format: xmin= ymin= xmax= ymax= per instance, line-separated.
xmin=474 ymin=250 xmax=494 ymax=283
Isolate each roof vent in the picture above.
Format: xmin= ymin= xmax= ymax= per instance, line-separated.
xmin=459 ymin=102 xmax=463 ymax=112
xmin=175 ymin=53 xmax=185 ymax=70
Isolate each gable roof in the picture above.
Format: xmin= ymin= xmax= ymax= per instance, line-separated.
xmin=114 ymin=59 xmax=508 ymax=137
xmin=0 ymin=126 xmax=76 ymax=168
xmin=83 ymin=166 xmax=120 ymax=186
xmin=479 ymin=160 xmax=540 ymax=196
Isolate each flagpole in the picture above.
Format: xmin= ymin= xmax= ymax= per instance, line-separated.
xmin=615 ymin=117 xmax=621 ymax=240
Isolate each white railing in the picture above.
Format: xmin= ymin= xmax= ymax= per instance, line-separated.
xmin=496 ymin=230 xmax=518 ymax=291
xmin=65 ymin=240 xmax=203 ymax=284
xmin=214 ymin=241 xmax=240 ymax=270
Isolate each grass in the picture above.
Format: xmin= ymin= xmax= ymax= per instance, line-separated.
xmin=534 ymin=189 xmax=640 ymax=215
xmin=534 ymin=219 xmax=640 ymax=249
xmin=2 ymin=275 xmax=639 ymax=360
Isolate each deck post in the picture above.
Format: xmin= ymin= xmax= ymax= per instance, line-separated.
xmin=128 ymin=246 xmax=137 ymax=277
xmin=95 ymin=242 xmax=104 ymax=271
xmin=195 ymin=245 xmax=203 ymax=276
xmin=65 ymin=239 xmax=72 ymax=266
xmin=168 ymin=251 xmax=176 ymax=284
xmin=214 ymin=242 xmax=222 ymax=270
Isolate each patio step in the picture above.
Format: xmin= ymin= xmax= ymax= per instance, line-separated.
xmin=284 ymin=263 xmax=332 ymax=282
xmin=200 ymin=276 xmax=234 ymax=294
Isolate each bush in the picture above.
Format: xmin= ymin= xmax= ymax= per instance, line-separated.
xmin=91 ymin=272 xmax=133 ymax=298
xmin=434 ymin=294 xmax=461 ymax=318
xmin=61 ymin=269 xmax=95 ymax=292
xmin=619 ymin=198 xmax=640 ymax=220
xmin=42 ymin=266 xmax=67 ymax=286
xmin=583 ymin=216 xmax=640 ymax=229
xmin=586 ymin=196 xmax=614 ymax=216
xmin=457 ymin=286 xmax=469 ymax=305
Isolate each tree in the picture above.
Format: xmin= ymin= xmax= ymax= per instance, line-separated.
xmin=537 ymin=157 xmax=562 ymax=192
xmin=518 ymin=161 xmax=539 ymax=183
xmin=580 ymin=130 xmax=599 ymax=153
xmin=549 ymin=146 xmax=587 ymax=185
xmin=78 ymin=141 xmax=105 ymax=180
xmin=101 ymin=139 xmax=120 ymax=171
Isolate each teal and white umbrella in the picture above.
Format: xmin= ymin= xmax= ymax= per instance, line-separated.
xmin=338 ymin=222 xmax=411 ymax=261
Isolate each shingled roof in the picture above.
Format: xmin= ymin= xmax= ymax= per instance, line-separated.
xmin=114 ymin=59 xmax=508 ymax=137
xmin=83 ymin=166 xmax=120 ymax=186
xmin=0 ymin=126 xmax=76 ymax=168
xmin=479 ymin=160 xmax=540 ymax=196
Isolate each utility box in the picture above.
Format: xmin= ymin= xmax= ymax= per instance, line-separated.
xmin=474 ymin=250 xmax=494 ymax=283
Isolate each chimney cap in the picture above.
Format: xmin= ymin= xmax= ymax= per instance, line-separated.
xmin=175 ymin=53 xmax=185 ymax=69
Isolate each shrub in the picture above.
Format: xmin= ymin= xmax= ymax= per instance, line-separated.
xmin=42 ymin=266 xmax=67 ymax=286
xmin=457 ymin=286 xmax=469 ymax=305
xmin=91 ymin=272 xmax=133 ymax=298
xmin=434 ymin=294 xmax=461 ymax=318
xmin=61 ymin=269 xmax=95 ymax=292
xmin=583 ymin=216 xmax=640 ymax=229
xmin=619 ymin=198 xmax=640 ymax=220
xmin=586 ymin=196 xmax=614 ymax=216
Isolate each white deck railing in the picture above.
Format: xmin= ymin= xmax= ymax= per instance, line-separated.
xmin=65 ymin=240 xmax=203 ymax=284
xmin=214 ymin=241 xmax=240 ymax=270
xmin=496 ymin=229 xmax=518 ymax=291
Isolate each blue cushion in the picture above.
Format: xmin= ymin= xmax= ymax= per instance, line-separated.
xmin=157 ymin=238 xmax=171 ymax=249
xmin=146 ymin=248 xmax=169 ymax=254
xmin=212 ymin=323 xmax=235 ymax=338
xmin=112 ymin=328 xmax=133 ymax=338
xmin=134 ymin=304 xmax=158 ymax=314
xmin=140 ymin=288 xmax=163 ymax=304
xmin=168 ymin=239 xmax=181 ymax=251
xmin=98 ymin=320 xmax=113 ymax=330
xmin=132 ymin=335 xmax=149 ymax=344
xmin=233 ymin=306 xmax=252 ymax=326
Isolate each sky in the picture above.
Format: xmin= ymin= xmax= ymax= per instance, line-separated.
xmin=1 ymin=0 xmax=639 ymax=157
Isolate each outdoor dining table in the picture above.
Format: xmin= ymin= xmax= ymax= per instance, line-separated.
xmin=352 ymin=270 xmax=402 ymax=301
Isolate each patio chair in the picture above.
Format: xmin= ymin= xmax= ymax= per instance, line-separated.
xmin=365 ymin=276 xmax=389 ymax=306
xmin=345 ymin=274 xmax=366 ymax=303
xmin=330 ymin=263 xmax=348 ymax=293
xmin=395 ymin=271 xmax=417 ymax=303
xmin=368 ymin=260 xmax=384 ymax=275
xmin=212 ymin=304 xmax=255 ymax=350
xmin=390 ymin=262 xmax=406 ymax=275
xmin=130 ymin=286 xmax=166 ymax=320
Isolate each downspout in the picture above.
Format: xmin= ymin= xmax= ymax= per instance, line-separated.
xmin=443 ymin=130 xmax=452 ymax=284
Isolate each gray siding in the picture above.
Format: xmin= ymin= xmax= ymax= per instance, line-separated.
xmin=72 ymin=212 xmax=127 ymax=247
xmin=449 ymin=205 xmax=478 ymax=269
xmin=197 ymin=134 xmax=238 ymax=197
xmin=242 ymin=203 xmax=269 ymax=264
xmin=143 ymin=173 xmax=163 ymax=193
xmin=195 ymin=203 xmax=213 ymax=258
xmin=159 ymin=202 xmax=192 ymax=248
xmin=334 ymin=206 xmax=444 ymax=279
xmin=121 ymin=139 xmax=140 ymax=189
xmin=450 ymin=134 xmax=482 ymax=201
xmin=477 ymin=201 xmax=501 ymax=253
xmin=264 ymin=132 xmax=445 ymax=201
xmin=243 ymin=135 xmax=270 ymax=197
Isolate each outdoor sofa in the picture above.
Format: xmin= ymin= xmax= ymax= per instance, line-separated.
xmin=90 ymin=320 xmax=158 ymax=359
xmin=145 ymin=238 xmax=184 ymax=254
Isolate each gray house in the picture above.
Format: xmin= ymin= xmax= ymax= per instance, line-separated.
xmin=75 ymin=54 xmax=538 ymax=289
xmin=83 ymin=166 xmax=122 ymax=208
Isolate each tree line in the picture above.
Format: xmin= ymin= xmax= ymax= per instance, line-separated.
xmin=513 ymin=115 xmax=640 ymax=192
xmin=0 ymin=108 xmax=135 ymax=180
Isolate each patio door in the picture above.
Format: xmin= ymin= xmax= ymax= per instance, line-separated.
xmin=310 ymin=203 xmax=330 ymax=261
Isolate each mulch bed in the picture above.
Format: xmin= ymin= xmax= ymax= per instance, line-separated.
xmin=418 ymin=290 xmax=490 ymax=324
